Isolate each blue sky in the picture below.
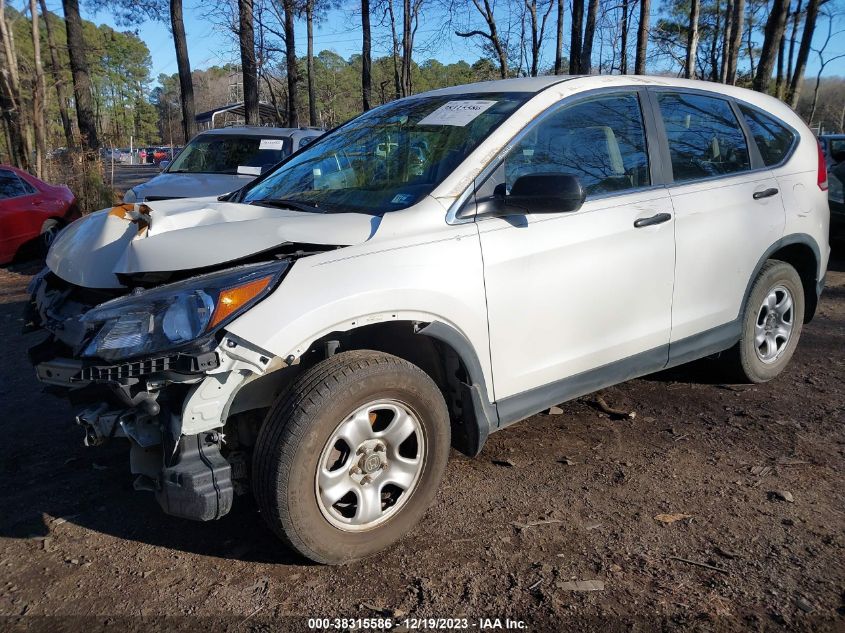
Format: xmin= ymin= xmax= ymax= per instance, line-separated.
xmin=42 ymin=0 xmax=845 ymax=87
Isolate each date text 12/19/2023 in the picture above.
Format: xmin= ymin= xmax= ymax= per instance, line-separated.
xmin=307 ymin=617 xmax=528 ymax=630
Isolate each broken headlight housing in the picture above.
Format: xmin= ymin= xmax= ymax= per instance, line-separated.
xmin=80 ymin=261 xmax=288 ymax=361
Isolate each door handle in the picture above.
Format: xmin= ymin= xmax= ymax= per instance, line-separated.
xmin=753 ymin=187 xmax=779 ymax=200
xmin=633 ymin=212 xmax=672 ymax=228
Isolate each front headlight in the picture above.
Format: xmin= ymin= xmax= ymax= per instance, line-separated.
xmin=123 ymin=188 xmax=137 ymax=203
xmin=80 ymin=261 xmax=288 ymax=361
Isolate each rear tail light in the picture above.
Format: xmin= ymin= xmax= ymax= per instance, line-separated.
xmin=817 ymin=141 xmax=828 ymax=191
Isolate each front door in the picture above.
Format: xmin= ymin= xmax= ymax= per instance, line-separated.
xmin=474 ymin=91 xmax=676 ymax=417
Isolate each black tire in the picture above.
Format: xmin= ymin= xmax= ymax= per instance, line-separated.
xmin=252 ymin=350 xmax=450 ymax=564
xmin=732 ymin=259 xmax=805 ymax=383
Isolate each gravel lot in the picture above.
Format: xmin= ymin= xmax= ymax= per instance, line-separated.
xmin=0 ymin=244 xmax=843 ymax=632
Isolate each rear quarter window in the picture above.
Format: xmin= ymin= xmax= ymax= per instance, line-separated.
xmin=738 ymin=105 xmax=796 ymax=167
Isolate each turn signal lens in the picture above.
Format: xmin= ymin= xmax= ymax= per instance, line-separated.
xmin=209 ymin=276 xmax=273 ymax=329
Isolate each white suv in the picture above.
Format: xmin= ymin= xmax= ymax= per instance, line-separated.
xmin=28 ymin=76 xmax=830 ymax=564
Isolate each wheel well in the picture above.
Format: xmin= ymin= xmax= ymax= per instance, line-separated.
xmin=297 ymin=321 xmax=487 ymax=456
xmin=769 ymin=243 xmax=819 ymax=322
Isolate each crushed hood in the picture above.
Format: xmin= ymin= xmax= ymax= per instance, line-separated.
xmin=47 ymin=199 xmax=380 ymax=289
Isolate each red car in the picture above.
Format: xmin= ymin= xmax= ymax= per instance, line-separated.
xmin=0 ymin=165 xmax=79 ymax=265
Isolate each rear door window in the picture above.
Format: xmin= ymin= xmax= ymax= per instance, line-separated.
xmin=657 ymin=92 xmax=750 ymax=183
xmin=0 ymin=170 xmax=29 ymax=200
xmin=738 ymin=106 xmax=796 ymax=166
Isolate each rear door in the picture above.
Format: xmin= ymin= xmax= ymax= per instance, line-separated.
xmin=475 ymin=90 xmax=676 ymax=409
xmin=650 ymin=90 xmax=786 ymax=354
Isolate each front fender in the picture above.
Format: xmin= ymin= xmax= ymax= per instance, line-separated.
xmin=225 ymin=221 xmax=496 ymax=400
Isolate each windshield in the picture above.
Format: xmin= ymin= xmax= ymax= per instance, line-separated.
xmin=242 ymin=92 xmax=529 ymax=214
xmin=167 ymin=134 xmax=290 ymax=175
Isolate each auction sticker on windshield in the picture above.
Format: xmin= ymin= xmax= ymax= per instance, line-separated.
xmin=418 ymin=100 xmax=496 ymax=127
xmin=259 ymin=138 xmax=284 ymax=150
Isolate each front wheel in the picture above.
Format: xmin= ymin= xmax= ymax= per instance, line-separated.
xmin=733 ymin=260 xmax=805 ymax=383
xmin=252 ymin=350 xmax=451 ymax=564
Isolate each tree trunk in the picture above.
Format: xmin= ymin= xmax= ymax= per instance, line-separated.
xmin=620 ymin=0 xmax=629 ymax=74
xmin=720 ymin=0 xmax=733 ymax=82
xmin=39 ymin=0 xmax=73 ymax=147
xmin=775 ymin=26 xmax=786 ymax=98
xmin=709 ymin=0 xmax=721 ymax=81
xmin=726 ymin=0 xmax=745 ymax=83
xmin=401 ymin=0 xmax=413 ymax=96
xmin=753 ymin=0 xmax=789 ymax=93
xmin=361 ymin=0 xmax=372 ymax=110
xmin=684 ymin=0 xmax=700 ymax=79
xmin=283 ymin=0 xmax=298 ymax=124
xmin=0 ymin=0 xmax=28 ymax=168
xmin=581 ymin=0 xmax=598 ymax=73
xmin=634 ymin=0 xmax=649 ymax=74
xmin=554 ymin=0 xmax=563 ymax=73
xmin=569 ymin=0 xmax=583 ymax=73
xmin=456 ymin=0 xmax=508 ymax=78
xmin=61 ymin=0 xmax=98 ymax=151
xmin=239 ymin=0 xmax=260 ymax=124
xmin=387 ymin=0 xmax=401 ymax=98
xmin=306 ymin=0 xmax=317 ymax=125
xmin=787 ymin=0 xmax=820 ymax=108
xmin=786 ymin=0 xmax=802 ymax=88
xmin=29 ymin=0 xmax=47 ymax=177
xmin=170 ymin=0 xmax=195 ymax=141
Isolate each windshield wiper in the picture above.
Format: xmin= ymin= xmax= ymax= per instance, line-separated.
xmin=250 ymin=198 xmax=323 ymax=213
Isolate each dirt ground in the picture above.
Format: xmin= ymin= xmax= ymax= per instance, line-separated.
xmin=0 ymin=244 xmax=843 ymax=633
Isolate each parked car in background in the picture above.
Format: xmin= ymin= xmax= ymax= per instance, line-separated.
xmin=29 ymin=76 xmax=829 ymax=564
xmin=819 ymin=134 xmax=845 ymax=167
xmin=819 ymin=135 xmax=845 ymax=235
xmin=0 ymin=166 xmax=78 ymax=264
xmin=152 ymin=147 xmax=172 ymax=165
xmin=123 ymin=127 xmax=324 ymax=202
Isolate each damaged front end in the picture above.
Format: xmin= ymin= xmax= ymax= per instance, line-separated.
xmin=25 ymin=259 xmax=290 ymax=521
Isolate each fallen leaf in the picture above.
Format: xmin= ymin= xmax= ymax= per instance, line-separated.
xmin=558 ymin=580 xmax=605 ymax=591
xmin=654 ymin=513 xmax=692 ymax=524
xmin=769 ymin=490 xmax=794 ymax=503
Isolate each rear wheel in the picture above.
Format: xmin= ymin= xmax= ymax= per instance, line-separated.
xmin=733 ymin=260 xmax=805 ymax=383
xmin=252 ymin=350 xmax=450 ymax=564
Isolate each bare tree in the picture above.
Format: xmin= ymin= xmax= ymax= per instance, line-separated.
xmin=171 ymin=0 xmax=196 ymax=140
xmin=620 ymin=0 xmax=629 ymax=73
xmin=524 ymin=0 xmax=553 ymax=76
xmin=305 ymin=0 xmax=317 ymax=125
xmin=725 ymin=0 xmax=743 ymax=83
xmin=581 ymin=0 xmax=598 ymax=73
xmin=785 ymin=0 xmax=803 ymax=89
xmin=284 ymin=0 xmax=298 ymax=123
xmin=362 ymin=0 xmax=372 ymax=110
xmin=238 ymin=0 xmax=260 ymax=124
xmin=29 ymin=0 xmax=47 ymax=176
xmin=807 ymin=13 xmax=844 ymax=123
xmin=61 ymin=0 xmax=99 ymax=150
xmin=38 ymin=0 xmax=73 ymax=147
xmin=787 ymin=0 xmax=825 ymax=107
xmin=753 ymin=0 xmax=789 ymax=92
xmin=719 ymin=0 xmax=733 ymax=82
xmin=684 ymin=0 xmax=700 ymax=78
xmin=554 ymin=0 xmax=563 ymax=73
xmin=0 ymin=0 xmax=29 ymax=167
xmin=455 ymin=0 xmax=509 ymax=79
xmin=569 ymin=0 xmax=583 ymax=73
xmin=635 ymin=0 xmax=649 ymax=74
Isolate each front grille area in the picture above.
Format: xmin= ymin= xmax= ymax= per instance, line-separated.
xmin=80 ymin=351 xmax=219 ymax=382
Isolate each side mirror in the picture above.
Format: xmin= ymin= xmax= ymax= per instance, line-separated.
xmin=497 ymin=173 xmax=586 ymax=214
xmin=159 ymin=160 xmax=170 ymax=171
